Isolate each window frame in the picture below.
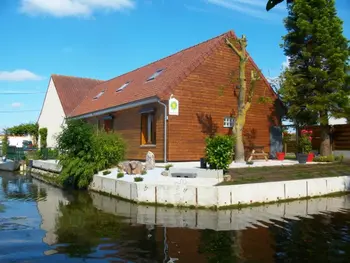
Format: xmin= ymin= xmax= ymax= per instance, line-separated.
xmin=146 ymin=69 xmax=164 ymax=82
xmin=140 ymin=112 xmax=156 ymax=146
xmin=223 ymin=117 xmax=234 ymax=128
xmin=93 ymin=90 xmax=105 ymax=100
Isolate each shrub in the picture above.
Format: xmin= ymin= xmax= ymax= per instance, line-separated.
xmin=313 ymin=154 xmax=344 ymax=163
xmin=1 ymin=133 xmax=8 ymax=156
xmin=246 ymin=161 xmax=254 ymax=165
xmin=141 ymin=169 xmax=147 ymax=175
xmin=205 ymin=135 xmax=235 ymax=171
xmin=165 ymin=164 xmax=173 ymax=171
xmin=56 ymin=119 xmax=126 ymax=189
xmin=134 ymin=177 xmax=143 ymax=182
xmin=102 ymin=170 xmax=111 ymax=175
xmin=93 ymin=131 xmax=126 ymax=172
xmin=117 ymin=172 xmax=124 ymax=178
xmin=39 ymin=127 xmax=48 ymax=148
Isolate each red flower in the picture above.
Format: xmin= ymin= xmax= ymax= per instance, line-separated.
xmin=309 ymin=136 xmax=312 ymax=141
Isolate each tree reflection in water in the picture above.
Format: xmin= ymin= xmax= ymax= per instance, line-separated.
xmin=54 ymin=192 xmax=125 ymax=257
xmin=198 ymin=229 xmax=239 ymax=263
xmin=0 ymin=172 xmax=47 ymax=201
xmin=271 ymin=211 xmax=350 ymax=263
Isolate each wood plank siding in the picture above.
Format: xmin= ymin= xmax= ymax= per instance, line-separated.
xmin=168 ymin=44 xmax=281 ymax=161
xmin=86 ymin=102 xmax=165 ymax=161
xmin=306 ymin=124 xmax=350 ymax=151
xmin=85 ymin=44 xmax=281 ymax=162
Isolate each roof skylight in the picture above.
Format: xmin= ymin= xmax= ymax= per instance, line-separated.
xmin=116 ymin=81 xmax=130 ymax=92
xmin=146 ymin=69 xmax=164 ymax=82
xmin=93 ymin=90 xmax=105 ymax=100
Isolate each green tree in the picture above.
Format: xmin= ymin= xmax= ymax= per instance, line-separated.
xmin=6 ymin=123 xmax=39 ymax=146
xmin=279 ymin=0 xmax=349 ymax=156
xmin=39 ymin=127 xmax=48 ymax=148
xmin=1 ymin=132 xmax=8 ymax=156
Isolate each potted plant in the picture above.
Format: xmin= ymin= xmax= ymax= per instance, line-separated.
xmin=297 ymin=129 xmax=313 ymax=164
xmin=277 ymin=130 xmax=291 ymax=160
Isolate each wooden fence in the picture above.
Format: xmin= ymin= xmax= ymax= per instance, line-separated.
xmin=306 ymin=124 xmax=350 ymax=151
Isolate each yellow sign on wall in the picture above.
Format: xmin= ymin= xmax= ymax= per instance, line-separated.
xmin=169 ymin=96 xmax=179 ymax=116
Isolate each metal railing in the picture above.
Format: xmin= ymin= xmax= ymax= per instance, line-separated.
xmin=2 ymin=146 xmax=59 ymax=161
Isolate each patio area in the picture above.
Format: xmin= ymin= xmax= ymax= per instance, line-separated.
xmin=154 ymin=159 xmax=314 ymax=169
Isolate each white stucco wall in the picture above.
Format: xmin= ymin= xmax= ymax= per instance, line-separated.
xmin=37 ymin=78 xmax=66 ymax=148
xmin=329 ymin=117 xmax=347 ymax=125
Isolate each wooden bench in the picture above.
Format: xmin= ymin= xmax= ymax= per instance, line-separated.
xmin=247 ymin=146 xmax=268 ymax=162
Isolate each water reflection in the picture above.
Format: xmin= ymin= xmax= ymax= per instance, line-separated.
xmin=2 ymin=173 xmax=350 ymax=262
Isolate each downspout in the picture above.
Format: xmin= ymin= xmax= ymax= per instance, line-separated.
xmin=157 ymin=100 xmax=167 ymax=163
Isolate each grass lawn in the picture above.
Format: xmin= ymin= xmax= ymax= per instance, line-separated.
xmin=219 ymin=161 xmax=350 ymax=186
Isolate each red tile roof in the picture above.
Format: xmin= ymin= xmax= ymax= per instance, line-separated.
xmin=70 ymin=30 xmax=279 ymax=117
xmin=69 ymin=31 xmax=238 ymax=117
xmin=51 ymin=74 xmax=104 ymax=115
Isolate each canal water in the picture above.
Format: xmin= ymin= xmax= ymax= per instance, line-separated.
xmin=1 ymin=172 xmax=350 ymax=263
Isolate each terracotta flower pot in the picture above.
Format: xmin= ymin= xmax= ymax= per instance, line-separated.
xmin=276 ymin=152 xmax=285 ymax=161
xmin=307 ymin=153 xmax=314 ymax=162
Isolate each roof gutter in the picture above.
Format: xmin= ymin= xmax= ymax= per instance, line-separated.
xmin=70 ymin=97 xmax=160 ymax=120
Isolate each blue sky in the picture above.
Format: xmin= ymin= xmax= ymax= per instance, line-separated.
xmin=0 ymin=0 xmax=349 ymax=131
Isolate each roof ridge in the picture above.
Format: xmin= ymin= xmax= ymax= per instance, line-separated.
xmin=158 ymin=31 xmax=236 ymax=99
xmin=69 ymin=30 xmax=238 ymax=117
xmin=51 ymin=74 xmax=103 ymax=82
xmin=90 ymin=30 xmax=235 ymax=90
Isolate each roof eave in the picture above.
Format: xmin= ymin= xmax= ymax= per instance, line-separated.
xmin=70 ymin=96 xmax=160 ymax=120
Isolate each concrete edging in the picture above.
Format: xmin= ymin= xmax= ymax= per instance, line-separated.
xmin=89 ymin=174 xmax=350 ymax=209
xmin=32 ymin=160 xmax=62 ymax=173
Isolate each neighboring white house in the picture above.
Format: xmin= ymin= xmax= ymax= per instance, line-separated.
xmin=329 ymin=117 xmax=347 ymax=125
xmin=37 ymin=74 xmax=103 ymax=148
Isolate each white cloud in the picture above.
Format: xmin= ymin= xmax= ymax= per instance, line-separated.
xmin=0 ymin=70 xmax=43 ymax=81
xmin=282 ymin=56 xmax=290 ymax=69
xmin=20 ymin=0 xmax=135 ymax=17
xmin=11 ymin=102 xmax=22 ymax=108
xmin=207 ymin=0 xmax=283 ymax=19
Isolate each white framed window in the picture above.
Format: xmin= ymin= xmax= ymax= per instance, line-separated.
xmin=223 ymin=117 xmax=234 ymax=128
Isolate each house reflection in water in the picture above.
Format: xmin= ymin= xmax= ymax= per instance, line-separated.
xmin=33 ymin=179 xmax=70 ymax=246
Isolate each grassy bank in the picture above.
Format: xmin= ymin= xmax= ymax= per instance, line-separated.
xmin=219 ymin=162 xmax=350 ymax=186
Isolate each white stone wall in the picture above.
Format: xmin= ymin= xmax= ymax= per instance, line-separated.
xmin=90 ymin=174 xmax=350 ymax=208
xmin=37 ymin=78 xmax=66 ymax=148
xmin=90 ymin=192 xmax=350 ymax=231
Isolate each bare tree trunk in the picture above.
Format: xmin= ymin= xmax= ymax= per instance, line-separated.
xmin=320 ymin=124 xmax=331 ymax=156
xmin=234 ymin=123 xmax=245 ymax=163
xmin=319 ymin=111 xmax=332 ymax=156
xmin=226 ymin=36 xmax=259 ymax=163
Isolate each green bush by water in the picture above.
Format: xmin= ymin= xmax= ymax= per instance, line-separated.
xmin=313 ymin=154 xmax=344 ymax=163
xmin=205 ymin=135 xmax=235 ymax=171
xmin=39 ymin=127 xmax=48 ymax=148
xmin=56 ymin=119 xmax=126 ymax=189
